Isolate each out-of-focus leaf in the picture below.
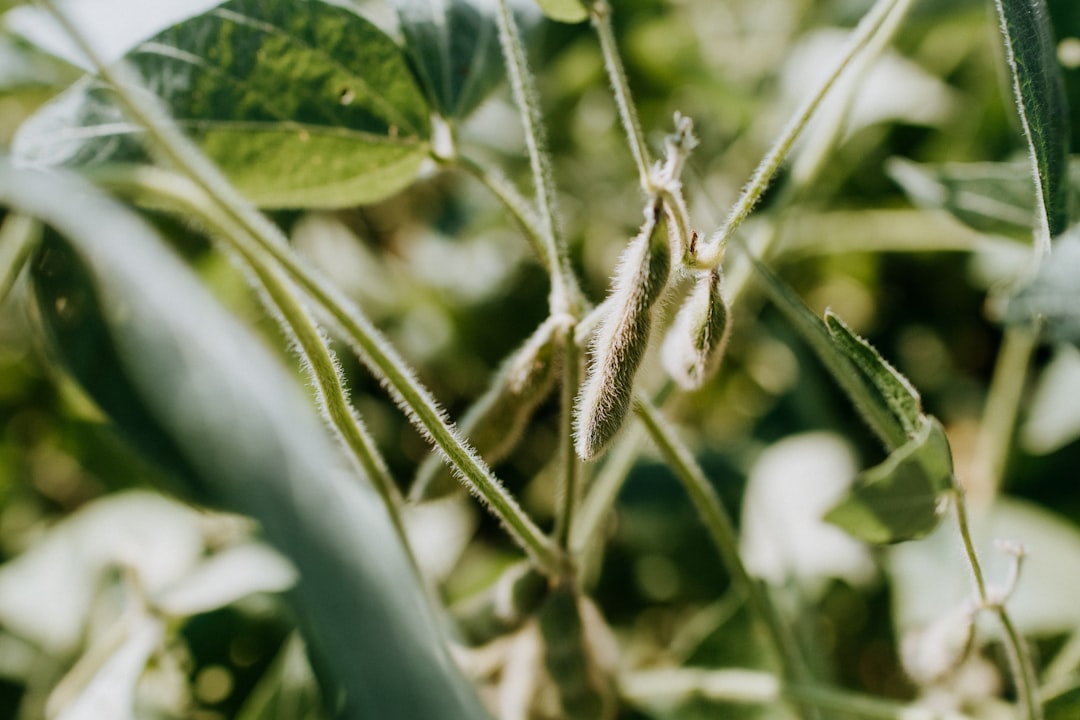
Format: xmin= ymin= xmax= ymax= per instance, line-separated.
xmin=3 ymin=0 xmax=226 ymax=68
xmin=393 ymin=0 xmax=538 ymax=120
xmin=824 ymin=419 xmax=954 ymax=544
xmin=1022 ymin=344 xmax=1080 ymax=453
xmin=1 ymin=160 xmax=489 ymax=719
xmin=890 ymin=497 xmax=1080 ymax=638
xmin=994 ymin=0 xmax=1071 ymax=246
xmin=154 ymin=543 xmax=298 ymax=618
xmin=739 ymin=432 xmax=876 ymax=596
xmin=1046 ymin=684 xmax=1080 ymax=720
xmin=48 ymin=612 xmax=165 ymax=720
xmin=236 ymin=634 xmax=323 ymax=720
xmin=12 ymin=0 xmax=432 ymax=208
xmin=0 ymin=491 xmax=206 ymax=657
xmin=1006 ymin=225 xmax=1080 ymax=342
xmin=534 ymin=0 xmax=587 ymax=24
xmin=0 ymin=33 xmax=77 ymax=92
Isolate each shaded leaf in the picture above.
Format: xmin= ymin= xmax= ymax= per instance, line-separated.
xmin=824 ymin=418 xmax=955 ymax=544
xmin=994 ymin=0 xmax=1071 ymax=246
xmin=1046 ymin=683 xmax=1080 ymax=720
xmin=1 ymin=160 xmax=489 ymax=719
xmin=534 ymin=0 xmax=588 ymax=24
xmin=1006 ymin=224 xmax=1080 ymax=343
xmin=394 ymin=0 xmax=538 ymax=120
xmin=13 ymin=0 xmax=432 ymax=208
xmin=886 ymin=156 xmax=1080 ymax=240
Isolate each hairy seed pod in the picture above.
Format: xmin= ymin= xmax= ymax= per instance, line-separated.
xmin=574 ymin=203 xmax=671 ymax=460
xmin=661 ymin=267 xmax=731 ymax=390
xmin=410 ymin=317 xmax=563 ymax=500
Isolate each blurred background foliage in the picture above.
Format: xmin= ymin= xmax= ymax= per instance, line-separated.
xmin=2 ymin=0 xmax=1080 ymax=718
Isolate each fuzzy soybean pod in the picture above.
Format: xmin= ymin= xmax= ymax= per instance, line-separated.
xmin=661 ymin=267 xmax=731 ymax=390
xmin=574 ymin=203 xmax=671 ymax=460
xmin=410 ymin=317 xmax=562 ymax=499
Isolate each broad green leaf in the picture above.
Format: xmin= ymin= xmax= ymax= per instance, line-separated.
xmin=824 ymin=418 xmax=955 ymax=544
xmin=994 ymin=0 xmax=1071 ymax=247
xmin=824 ymin=310 xmax=923 ymax=436
xmin=393 ymin=0 xmax=538 ymax=120
xmin=887 ymin=157 xmax=1080 ymax=240
xmin=12 ymin=0 xmax=432 ymax=208
xmin=1006 ymin=224 xmax=1080 ymax=343
xmin=1 ymin=160 xmax=489 ymax=719
xmin=534 ymin=0 xmax=588 ymax=24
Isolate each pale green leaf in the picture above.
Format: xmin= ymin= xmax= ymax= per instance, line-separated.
xmin=534 ymin=0 xmax=588 ymax=24
xmin=993 ymin=0 xmax=1071 ymax=245
xmin=824 ymin=418 xmax=955 ymax=544
xmin=1006 ymin=224 xmax=1080 ymax=343
xmin=12 ymin=0 xmax=432 ymax=208
xmin=1 ymin=160 xmax=489 ymax=719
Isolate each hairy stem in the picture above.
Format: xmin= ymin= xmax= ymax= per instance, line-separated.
xmin=590 ymin=0 xmax=652 ymax=190
xmin=953 ymin=489 xmax=1041 ymax=720
xmin=555 ymin=321 xmax=582 ymax=551
xmin=633 ymin=397 xmax=814 ymax=718
xmin=92 ymin=164 xmax=563 ymax=576
xmin=495 ymin=0 xmax=580 ymax=315
xmin=695 ymin=0 xmax=906 ymax=268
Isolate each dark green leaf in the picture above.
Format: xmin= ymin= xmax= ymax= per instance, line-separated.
xmin=824 ymin=310 xmax=923 ymax=436
xmin=994 ymin=0 xmax=1071 ymax=242
xmin=824 ymin=418 xmax=955 ymax=544
xmin=12 ymin=0 xmax=432 ymax=208
xmin=1045 ymin=681 xmax=1080 ymax=720
xmin=1006 ymin=224 xmax=1080 ymax=343
xmin=394 ymin=0 xmax=538 ymax=120
xmin=534 ymin=0 xmax=588 ymax=24
xmin=1 ymin=160 xmax=489 ymax=719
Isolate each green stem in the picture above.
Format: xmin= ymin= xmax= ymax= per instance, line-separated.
xmin=633 ymin=397 xmax=814 ymax=717
xmin=450 ymin=154 xmax=550 ymax=274
xmin=696 ymin=0 xmax=904 ymax=268
xmin=0 ymin=213 xmax=40 ymax=305
xmin=621 ymin=667 xmax=979 ymax=719
xmin=953 ymin=489 xmax=1041 ymax=720
xmin=494 ymin=0 xmax=579 ymax=315
xmin=590 ymin=0 xmax=652 ymax=190
xmin=93 ymin=165 xmax=563 ymax=577
xmin=970 ymin=325 xmax=1037 ymax=506
xmin=554 ymin=322 xmax=582 ymax=551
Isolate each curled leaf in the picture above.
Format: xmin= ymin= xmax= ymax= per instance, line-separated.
xmin=574 ymin=203 xmax=671 ymax=460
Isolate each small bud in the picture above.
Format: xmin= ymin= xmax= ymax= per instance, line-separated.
xmin=574 ymin=204 xmax=671 ymax=460
xmin=661 ymin=268 xmax=731 ymax=390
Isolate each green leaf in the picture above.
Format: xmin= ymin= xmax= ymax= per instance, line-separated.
xmin=12 ymin=0 xmax=432 ymax=208
xmin=534 ymin=0 xmax=588 ymax=24
xmin=824 ymin=418 xmax=955 ymax=544
xmin=1 ymin=160 xmax=489 ymax=719
xmin=748 ymin=256 xmax=908 ymax=450
xmin=0 ymin=32 xmax=78 ymax=93
xmin=1046 ymin=683 xmax=1080 ymax=720
xmin=393 ymin=0 xmax=538 ymax=120
xmin=993 ymin=0 xmax=1071 ymax=246
xmin=1006 ymin=224 xmax=1080 ymax=343
xmin=824 ymin=310 xmax=923 ymax=436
